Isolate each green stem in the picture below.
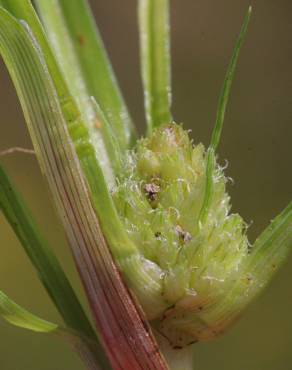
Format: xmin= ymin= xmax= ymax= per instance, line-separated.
xmin=138 ymin=0 xmax=172 ymax=133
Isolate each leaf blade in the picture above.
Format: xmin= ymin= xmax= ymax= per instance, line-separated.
xmin=210 ymin=6 xmax=252 ymax=151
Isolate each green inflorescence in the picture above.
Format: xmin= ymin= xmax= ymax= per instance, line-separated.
xmin=113 ymin=123 xmax=250 ymax=346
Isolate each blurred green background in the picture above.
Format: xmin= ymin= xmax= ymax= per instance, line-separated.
xmin=0 ymin=0 xmax=292 ymax=369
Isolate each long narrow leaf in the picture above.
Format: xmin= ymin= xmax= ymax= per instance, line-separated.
xmin=199 ymin=7 xmax=251 ymax=224
xmin=35 ymin=0 xmax=136 ymax=151
xmin=0 ymin=8 xmax=167 ymax=370
xmin=0 ymin=164 xmax=95 ymax=340
xmin=209 ymin=7 xmax=251 ymax=152
xmin=138 ymin=0 xmax=172 ymax=132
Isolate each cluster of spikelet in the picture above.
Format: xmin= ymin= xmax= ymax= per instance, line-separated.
xmin=113 ymin=123 xmax=249 ymax=346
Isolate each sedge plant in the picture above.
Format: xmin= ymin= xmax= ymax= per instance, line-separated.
xmin=0 ymin=1 xmax=291 ymax=369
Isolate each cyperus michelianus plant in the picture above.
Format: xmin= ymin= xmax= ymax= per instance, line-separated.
xmin=0 ymin=1 xmax=291 ymax=370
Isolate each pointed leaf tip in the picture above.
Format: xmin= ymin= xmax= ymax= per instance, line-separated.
xmin=210 ymin=6 xmax=251 ymax=151
xmin=199 ymin=8 xmax=251 ymax=224
xmin=0 ymin=290 xmax=57 ymax=333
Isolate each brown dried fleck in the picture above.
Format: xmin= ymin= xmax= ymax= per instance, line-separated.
xmin=77 ymin=34 xmax=86 ymax=46
xmin=95 ymin=119 xmax=102 ymax=129
xmin=144 ymin=183 xmax=160 ymax=201
xmin=175 ymin=225 xmax=192 ymax=243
